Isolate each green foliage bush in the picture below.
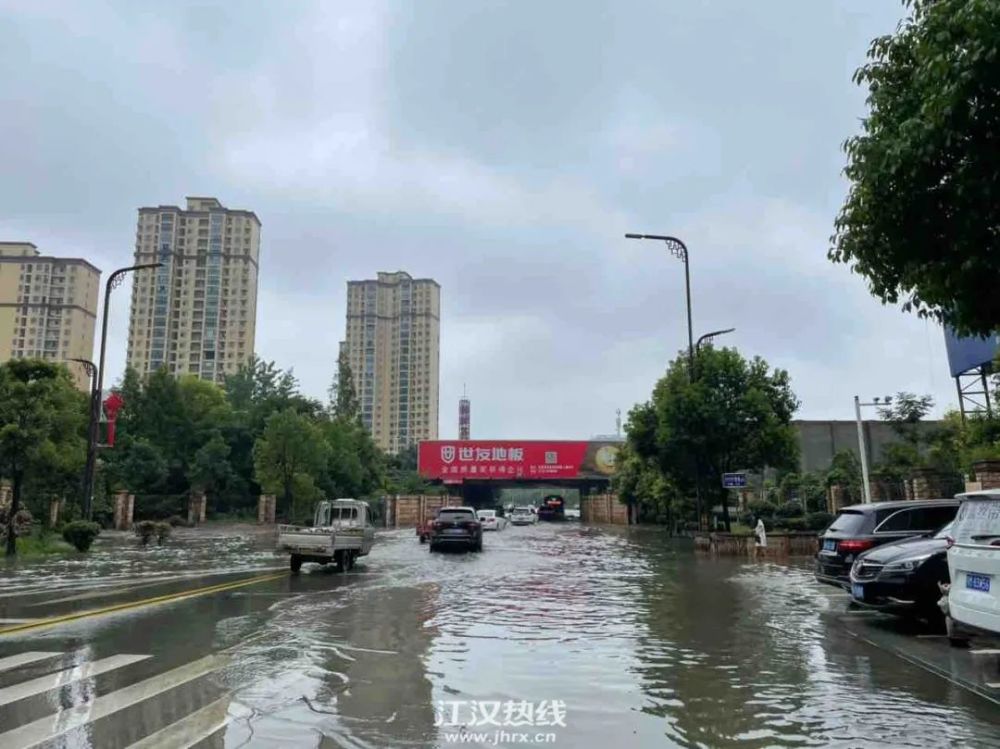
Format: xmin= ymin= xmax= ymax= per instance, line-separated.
xmin=134 ymin=520 xmax=171 ymax=545
xmin=805 ymin=511 xmax=834 ymax=531
xmin=61 ymin=520 xmax=101 ymax=552
xmin=775 ymin=501 xmax=804 ymax=519
xmin=166 ymin=515 xmax=188 ymax=528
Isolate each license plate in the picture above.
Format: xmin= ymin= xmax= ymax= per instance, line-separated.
xmin=823 ymin=539 xmax=836 ymax=552
xmin=966 ymin=573 xmax=992 ymax=592
xmin=851 ymin=583 xmax=865 ymax=601
xmin=443 ymin=528 xmax=465 ymax=535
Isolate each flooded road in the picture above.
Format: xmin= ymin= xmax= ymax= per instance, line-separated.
xmin=0 ymin=522 xmax=998 ymax=747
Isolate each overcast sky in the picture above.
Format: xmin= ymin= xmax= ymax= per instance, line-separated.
xmin=1 ymin=1 xmax=958 ymax=438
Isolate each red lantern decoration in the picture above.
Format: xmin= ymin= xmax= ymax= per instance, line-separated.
xmin=103 ymin=391 xmax=125 ymax=447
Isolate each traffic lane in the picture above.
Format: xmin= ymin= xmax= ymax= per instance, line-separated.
xmin=0 ymin=564 xmax=388 ymax=746
xmin=817 ymin=581 xmax=1000 ymax=706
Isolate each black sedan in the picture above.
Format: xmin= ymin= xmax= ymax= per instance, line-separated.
xmin=847 ymin=522 xmax=952 ymax=622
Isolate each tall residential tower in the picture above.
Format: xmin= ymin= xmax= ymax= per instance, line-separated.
xmin=0 ymin=242 xmax=100 ymax=391
xmin=343 ymin=271 xmax=440 ymax=454
xmin=126 ymin=197 xmax=260 ymax=383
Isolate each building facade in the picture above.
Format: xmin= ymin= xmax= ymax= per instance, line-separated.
xmin=0 ymin=242 xmax=100 ymax=391
xmin=126 ymin=197 xmax=260 ymax=383
xmin=343 ymin=271 xmax=440 ymax=454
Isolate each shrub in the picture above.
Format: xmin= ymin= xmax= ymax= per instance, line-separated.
xmin=154 ymin=521 xmax=171 ymax=545
xmin=805 ymin=511 xmax=834 ymax=531
xmin=166 ymin=515 xmax=188 ymax=528
xmin=62 ymin=520 xmax=101 ymax=552
xmin=134 ymin=520 xmax=157 ymax=546
xmin=775 ymin=501 xmax=805 ymax=519
xmin=782 ymin=517 xmax=809 ymax=532
xmin=747 ymin=500 xmax=777 ymax=518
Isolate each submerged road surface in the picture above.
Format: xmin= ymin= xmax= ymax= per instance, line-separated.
xmin=0 ymin=522 xmax=997 ymax=747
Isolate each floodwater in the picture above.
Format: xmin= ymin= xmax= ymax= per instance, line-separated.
xmin=0 ymin=523 xmax=998 ymax=747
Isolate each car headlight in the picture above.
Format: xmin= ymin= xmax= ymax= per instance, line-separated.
xmin=884 ymin=554 xmax=931 ymax=573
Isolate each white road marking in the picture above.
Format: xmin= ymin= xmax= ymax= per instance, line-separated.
xmin=125 ymin=695 xmax=230 ymax=749
xmin=0 ymin=653 xmax=150 ymax=706
xmin=968 ymin=649 xmax=1000 ymax=656
xmin=0 ymin=652 xmax=61 ymax=673
xmin=0 ymin=619 xmax=40 ymax=625
xmin=986 ymin=683 xmax=1000 ymax=689
xmin=0 ymin=654 xmax=228 ymax=749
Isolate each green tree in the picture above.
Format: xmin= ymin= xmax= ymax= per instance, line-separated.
xmin=630 ymin=346 xmax=800 ymax=531
xmin=253 ymin=408 xmax=329 ymax=520
xmin=0 ymin=361 xmax=86 ymax=555
xmin=830 ymin=0 xmax=1000 ymax=335
xmin=328 ymin=348 xmax=360 ymax=422
xmin=188 ymin=435 xmax=234 ymax=500
xmin=826 ymin=449 xmax=863 ymax=504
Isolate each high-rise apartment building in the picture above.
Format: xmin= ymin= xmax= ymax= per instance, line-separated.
xmin=0 ymin=242 xmax=100 ymax=391
xmin=343 ymin=271 xmax=440 ymax=454
xmin=126 ymin=197 xmax=260 ymax=384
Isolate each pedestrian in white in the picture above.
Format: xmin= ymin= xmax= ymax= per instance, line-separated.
xmin=755 ymin=518 xmax=767 ymax=549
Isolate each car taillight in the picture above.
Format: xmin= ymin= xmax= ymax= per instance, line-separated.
xmin=462 ymin=521 xmax=479 ymax=529
xmin=432 ymin=521 xmax=444 ymax=530
xmin=946 ymin=536 xmax=955 ymax=549
xmin=838 ymin=539 xmax=874 ymax=553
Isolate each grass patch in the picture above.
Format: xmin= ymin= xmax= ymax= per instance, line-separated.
xmin=728 ymin=523 xmax=754 ymax=536
xmin=16 ymin=533 xmax=75 ymax=557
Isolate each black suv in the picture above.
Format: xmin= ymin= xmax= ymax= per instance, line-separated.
xmin=815 ymin=500 xmax=960 ymax=588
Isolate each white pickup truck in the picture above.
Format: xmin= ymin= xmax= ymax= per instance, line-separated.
xmin=277 ymin=498 xmax=376 ymax=573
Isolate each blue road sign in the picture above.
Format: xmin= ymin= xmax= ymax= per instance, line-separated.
xmin=722 ymin=473 xmax=747 ymax=489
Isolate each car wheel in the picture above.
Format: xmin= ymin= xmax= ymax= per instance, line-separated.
xmin=946 ymin=615 xmax=969 ymax=648
xmin=429 ymin=542 xmax=438 ymax=553
xmin=290 ymin=554 xmax=302 ymax=574
xmin=419 ymin=535 xmax=426 ymax=544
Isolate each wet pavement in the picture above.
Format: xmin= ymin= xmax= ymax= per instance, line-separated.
xmin=0 ymin=522 xmax=997 ymax=748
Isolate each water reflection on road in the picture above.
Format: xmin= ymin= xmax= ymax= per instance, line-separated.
xmin=216 ymin=523 xmax=999 ymax=747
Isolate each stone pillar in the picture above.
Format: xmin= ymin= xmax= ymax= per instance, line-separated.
xmin=972 ymin=460 xmax=1000 ymax=490
xmin=113 ymin=491 xmax=134 ymax=530
xmin=187 ymin=492 xmax=207 ymax=526
xmin=828 ymin=484 xmax=845 ymax=513
xmin=257 ymin=495 xmax=276 ymax=524
xmin=48 ymin=498 xmax=61 ymax=528
xmin=909 ymin=468 xmax=963 ymax=500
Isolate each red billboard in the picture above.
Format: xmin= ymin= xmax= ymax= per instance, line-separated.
xmin=418 ymin=440 xmax=621 ymax=483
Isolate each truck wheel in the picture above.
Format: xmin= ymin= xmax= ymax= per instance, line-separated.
xmin=347 ymin=552 xmax=356 ymax=571
xmin=419 ymin=535 xmax=427 ymax=544
xmin=290 ymin=554 xmax=303 ymax=574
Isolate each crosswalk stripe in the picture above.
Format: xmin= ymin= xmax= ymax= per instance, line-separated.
xmin=0 ymin=653 xmax=150 ymax=706
xmin=125 ymin=695 xmax=230 ymax=749
xmin=0 ymin=652 xmax=61 ymax=674
xmin=0 ymin=654 xmax=229 ymax=749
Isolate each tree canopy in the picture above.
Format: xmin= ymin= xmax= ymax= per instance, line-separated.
xmin=626 ymin=346 xmax=800 ymax=530
xmin=0 ymin=360 xmax=86 ymax=555
xmin=830 ymin=0 xmax=1000 ymax=335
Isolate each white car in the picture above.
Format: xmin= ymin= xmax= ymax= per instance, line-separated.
xmin=477 ymin=509 xmax=507 ymax=531
xmin=946 ymin=490 xmax=1000 ymax=645
xmin=509 ymin=506 xmax=537 ymax=526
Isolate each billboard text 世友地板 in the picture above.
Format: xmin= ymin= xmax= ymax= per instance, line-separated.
xmin=417 ymin=441 xmax=621 ymax=482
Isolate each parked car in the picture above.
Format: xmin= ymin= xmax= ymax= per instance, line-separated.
xmin=509 ymin=506 xmax=537 ymax=526
xmin=944 ymin=490 xmax=1000 ymax=646
xmin=477 ymin=509 xmax=507 ymax=531
xmin=848 ymin=521 xmax=953 ymax=621
xmin=428 ymin=506 xmax=483 ymax=552
xmin=815 ymin=499 xmax=960 ymax=588
xmin=537 ymin=494 xmax=566 ymax=521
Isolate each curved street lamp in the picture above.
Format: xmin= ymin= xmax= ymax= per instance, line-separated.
xmin=80 ymin=262 xmax=162 ymax=519
xmin=625 ymin=233 xmax=694 ymax=380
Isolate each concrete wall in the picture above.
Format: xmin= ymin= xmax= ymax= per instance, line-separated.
xmin=793 ymin=419 xmax=943 ymax=475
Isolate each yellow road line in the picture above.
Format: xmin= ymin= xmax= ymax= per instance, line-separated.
xmin=0 ymin=571 xmax=287 ymax=637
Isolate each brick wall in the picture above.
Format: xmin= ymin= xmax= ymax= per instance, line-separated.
xmin=387 ymin=495 xmax=462 ymax=528
xmin=580 ymin=494 xmax=629 ymax=524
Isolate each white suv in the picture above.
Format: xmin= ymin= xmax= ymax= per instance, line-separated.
xmin=946 ymin=490 xmax=1000 ymax=644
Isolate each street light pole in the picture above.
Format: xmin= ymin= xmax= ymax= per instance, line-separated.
xmin=854 ymin=396 xmax=873 ymax=504
xmin=80 ymin=263 xmax=161 ymax=520
xmin=625 ymin=234 xmax=694 ymax=380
